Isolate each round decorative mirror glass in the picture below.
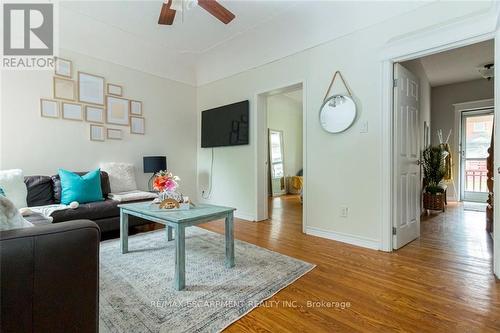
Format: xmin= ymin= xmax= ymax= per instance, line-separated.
xmin=319 ymin=95 xmax=357 ymax=133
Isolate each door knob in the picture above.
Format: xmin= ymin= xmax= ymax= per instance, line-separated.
xmin=416 ymin=160 xmax=421 ymax=165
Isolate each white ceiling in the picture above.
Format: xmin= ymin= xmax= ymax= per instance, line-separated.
xmin=59 ymin=1 xmax=493 ymax=86
xmin=418 ymin=40 xmax=494 ymax=87
xmin=61 ymin=1 xmax=297 ymax=55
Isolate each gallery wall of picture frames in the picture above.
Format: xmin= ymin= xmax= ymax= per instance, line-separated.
xmin=40 ymin=57 xmax=146 ymax=142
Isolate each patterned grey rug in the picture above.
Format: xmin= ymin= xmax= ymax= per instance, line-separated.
xmin=99 ymin=227 xmax=314 ymax=333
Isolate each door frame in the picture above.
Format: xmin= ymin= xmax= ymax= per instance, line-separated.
xmin=380 ymin=5 xmax=499 ymax=277
xmin=452 ymin=98 xmax=495 ymax=201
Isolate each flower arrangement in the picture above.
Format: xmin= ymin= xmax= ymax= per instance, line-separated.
xmin=153 ymin=171 xmax=180 ymax=193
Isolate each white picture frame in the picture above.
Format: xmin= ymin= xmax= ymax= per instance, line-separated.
xmin=130 ymin=116 xmax=145 ymax=135
xmin=54 ymin=57 xmax=72 ymax=78
xmin=107 ymin=83 xmax=122 ymax=96
xmin=106 ymin=96 xmax=130 ymax=126
xmin=130 ymin=100 xmax=142 ymax=115
xmin=85 ymin=105 xmax=104 ymax=123
xmin=78 ymin=72 xmax=105 ymax=105
xmin=107 ymin=128 xmax=122 ymax=140
xmin=40 ymin=99 xmax=59 ymax=118
xmin=53 ymin=77 xmax=76 ymax=101
xmin=90 ymin=124 xmax=105 ymax=141
xmin=62 ymin=102 xmax=83 ymax=121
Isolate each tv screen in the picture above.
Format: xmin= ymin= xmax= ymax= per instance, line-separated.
xmin=201 ymin=100 xmax=249 ymax=148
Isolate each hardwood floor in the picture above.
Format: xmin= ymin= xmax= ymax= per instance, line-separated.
xmin=196 ymin=198 xmax=500 ymax=333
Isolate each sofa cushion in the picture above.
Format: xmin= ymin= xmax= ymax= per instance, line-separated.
xmin=24 ymin=176 xmax=54 ymax=206
xmin=58 ymin=169 xmax=103 ymax=205
xmin=52 ymin=171 xmax=111 ymax=204
xmin=0 ymin=169 xmax=28 ymax=209
xmin=100 ymin=162 xmax=138 ymax=193
xmin=51 ymin=199 xmax=119 ymax=223
xmin=0 ymin=195 xmax=34 ymax=231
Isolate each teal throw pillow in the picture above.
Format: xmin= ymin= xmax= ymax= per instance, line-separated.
xmin=0 ymin=187 xmax=5 ymax=197
xmin=58 ymin=168 xmax=103 ymax=204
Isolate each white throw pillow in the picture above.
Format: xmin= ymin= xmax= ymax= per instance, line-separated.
xmin=100 ymin=162 xmax=138 ymax=193
xmin=0 ymin=169 xmax=28 ymax=209
xmin=0 ymin=195 xmax=33 ymax=231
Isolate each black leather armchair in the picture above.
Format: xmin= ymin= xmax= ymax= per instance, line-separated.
xmin=0 ymin=220 xmax=100 ymax=333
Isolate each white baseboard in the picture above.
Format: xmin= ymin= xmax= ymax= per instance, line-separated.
xmin=197 ymin=197 xmax=256 ymax=221
xmin=234 ymin=211 xmax=256 ymax=221
xmin=305 ymin=226 xmax=380 ymax=250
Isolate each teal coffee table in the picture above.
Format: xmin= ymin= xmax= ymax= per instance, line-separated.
xmin=118 ymin=202 xmax=236 ymax=290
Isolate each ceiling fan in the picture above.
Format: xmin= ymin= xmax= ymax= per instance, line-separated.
xmin=158 ymin=0 xmax=235 ymax=25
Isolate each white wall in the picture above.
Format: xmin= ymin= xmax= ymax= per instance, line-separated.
xmin=267 ymin=94 xmax=303 ymax=177
xmin=1 ymin=49 xmax=198 ymax=196
xmin=0 ymin=0 xmax=495 ymax=251
xmin=196 ymin=1 xmax=491 ymax=247
xmin=431 ymin=79 xmax=494 ymax=200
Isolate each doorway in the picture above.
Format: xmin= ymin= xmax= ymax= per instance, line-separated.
xmin=391 ymin=40 xmax=495 ymax=267
xmin=259 ymin=84 xmax=304 ymax=228
xmin=460 ymin=110 xmax=494 ymax=202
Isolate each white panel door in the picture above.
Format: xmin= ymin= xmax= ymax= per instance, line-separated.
xmin=393 ymin=63 xmax=420 ymax=249
xmin=493 ymin=24 xmax=500 ymax=278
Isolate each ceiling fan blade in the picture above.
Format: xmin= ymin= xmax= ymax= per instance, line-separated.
xmin=198 ymin=0 xmax=235 ymax=24
xmin=158 ymin=1 xmax=176 ymax=25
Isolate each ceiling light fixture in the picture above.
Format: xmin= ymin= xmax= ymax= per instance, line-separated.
xmin=158 ymin=0 xmax=235 ymax=26
xmin=478 ymin=63 xmax=494 ymax=80
xmin=170 ymin=0 xmax=197 ymax=12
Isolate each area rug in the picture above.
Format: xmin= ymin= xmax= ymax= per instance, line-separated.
xmin=463 ymin=202 xmax=487 ymax=212
xmin=99 ymin=228 xmax=314 ymax=333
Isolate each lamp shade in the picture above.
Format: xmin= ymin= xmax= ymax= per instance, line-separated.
xmin=143 ymin=156 xmax=166 ymax=173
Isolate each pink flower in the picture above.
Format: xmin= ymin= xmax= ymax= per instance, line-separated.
xmin=165 ymin=178 xmax=177 ymax=191
xmin=152 ymin=170 xmax=180 ymax=192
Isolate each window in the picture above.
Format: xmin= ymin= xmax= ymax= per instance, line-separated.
xmin=473 ymin=122 xmax=487 ymax=133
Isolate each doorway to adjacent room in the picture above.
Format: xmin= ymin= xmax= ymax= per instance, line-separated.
xmin=257 ymin=83 xmax=304 ymax=229
xmin=390 ymin=39 xmax=495 ymax=275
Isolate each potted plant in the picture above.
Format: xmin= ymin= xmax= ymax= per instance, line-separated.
xmin=422 ymin=146 xmax=447 ymax=212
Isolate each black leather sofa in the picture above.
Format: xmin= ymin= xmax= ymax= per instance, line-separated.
xmin=1 ymin=171 xmax=150 ymax=332
xmin=24 ymin=171 xmax=149 ymax=233
xmin=0 ymin=220 xmax=100 ymax=333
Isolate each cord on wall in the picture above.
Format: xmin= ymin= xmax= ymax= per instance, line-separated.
xmin=202 ymin=148 xmax=214 ymax=199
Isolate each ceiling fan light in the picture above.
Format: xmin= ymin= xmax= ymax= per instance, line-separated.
xmin=185 ymin=0 xmax=197 ymax=10
xmin=170 ymin=0 xmax=197 ymax=12
xmin=171 ymin=0 xmax=184 ymax=11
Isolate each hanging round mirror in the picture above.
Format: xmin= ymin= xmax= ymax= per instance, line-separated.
xmin=319 ymin=94 xmax=357 ymax=133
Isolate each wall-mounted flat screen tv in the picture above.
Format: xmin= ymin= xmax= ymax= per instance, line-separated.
xmin=201 ymin=100 xmax=249 ymax=148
